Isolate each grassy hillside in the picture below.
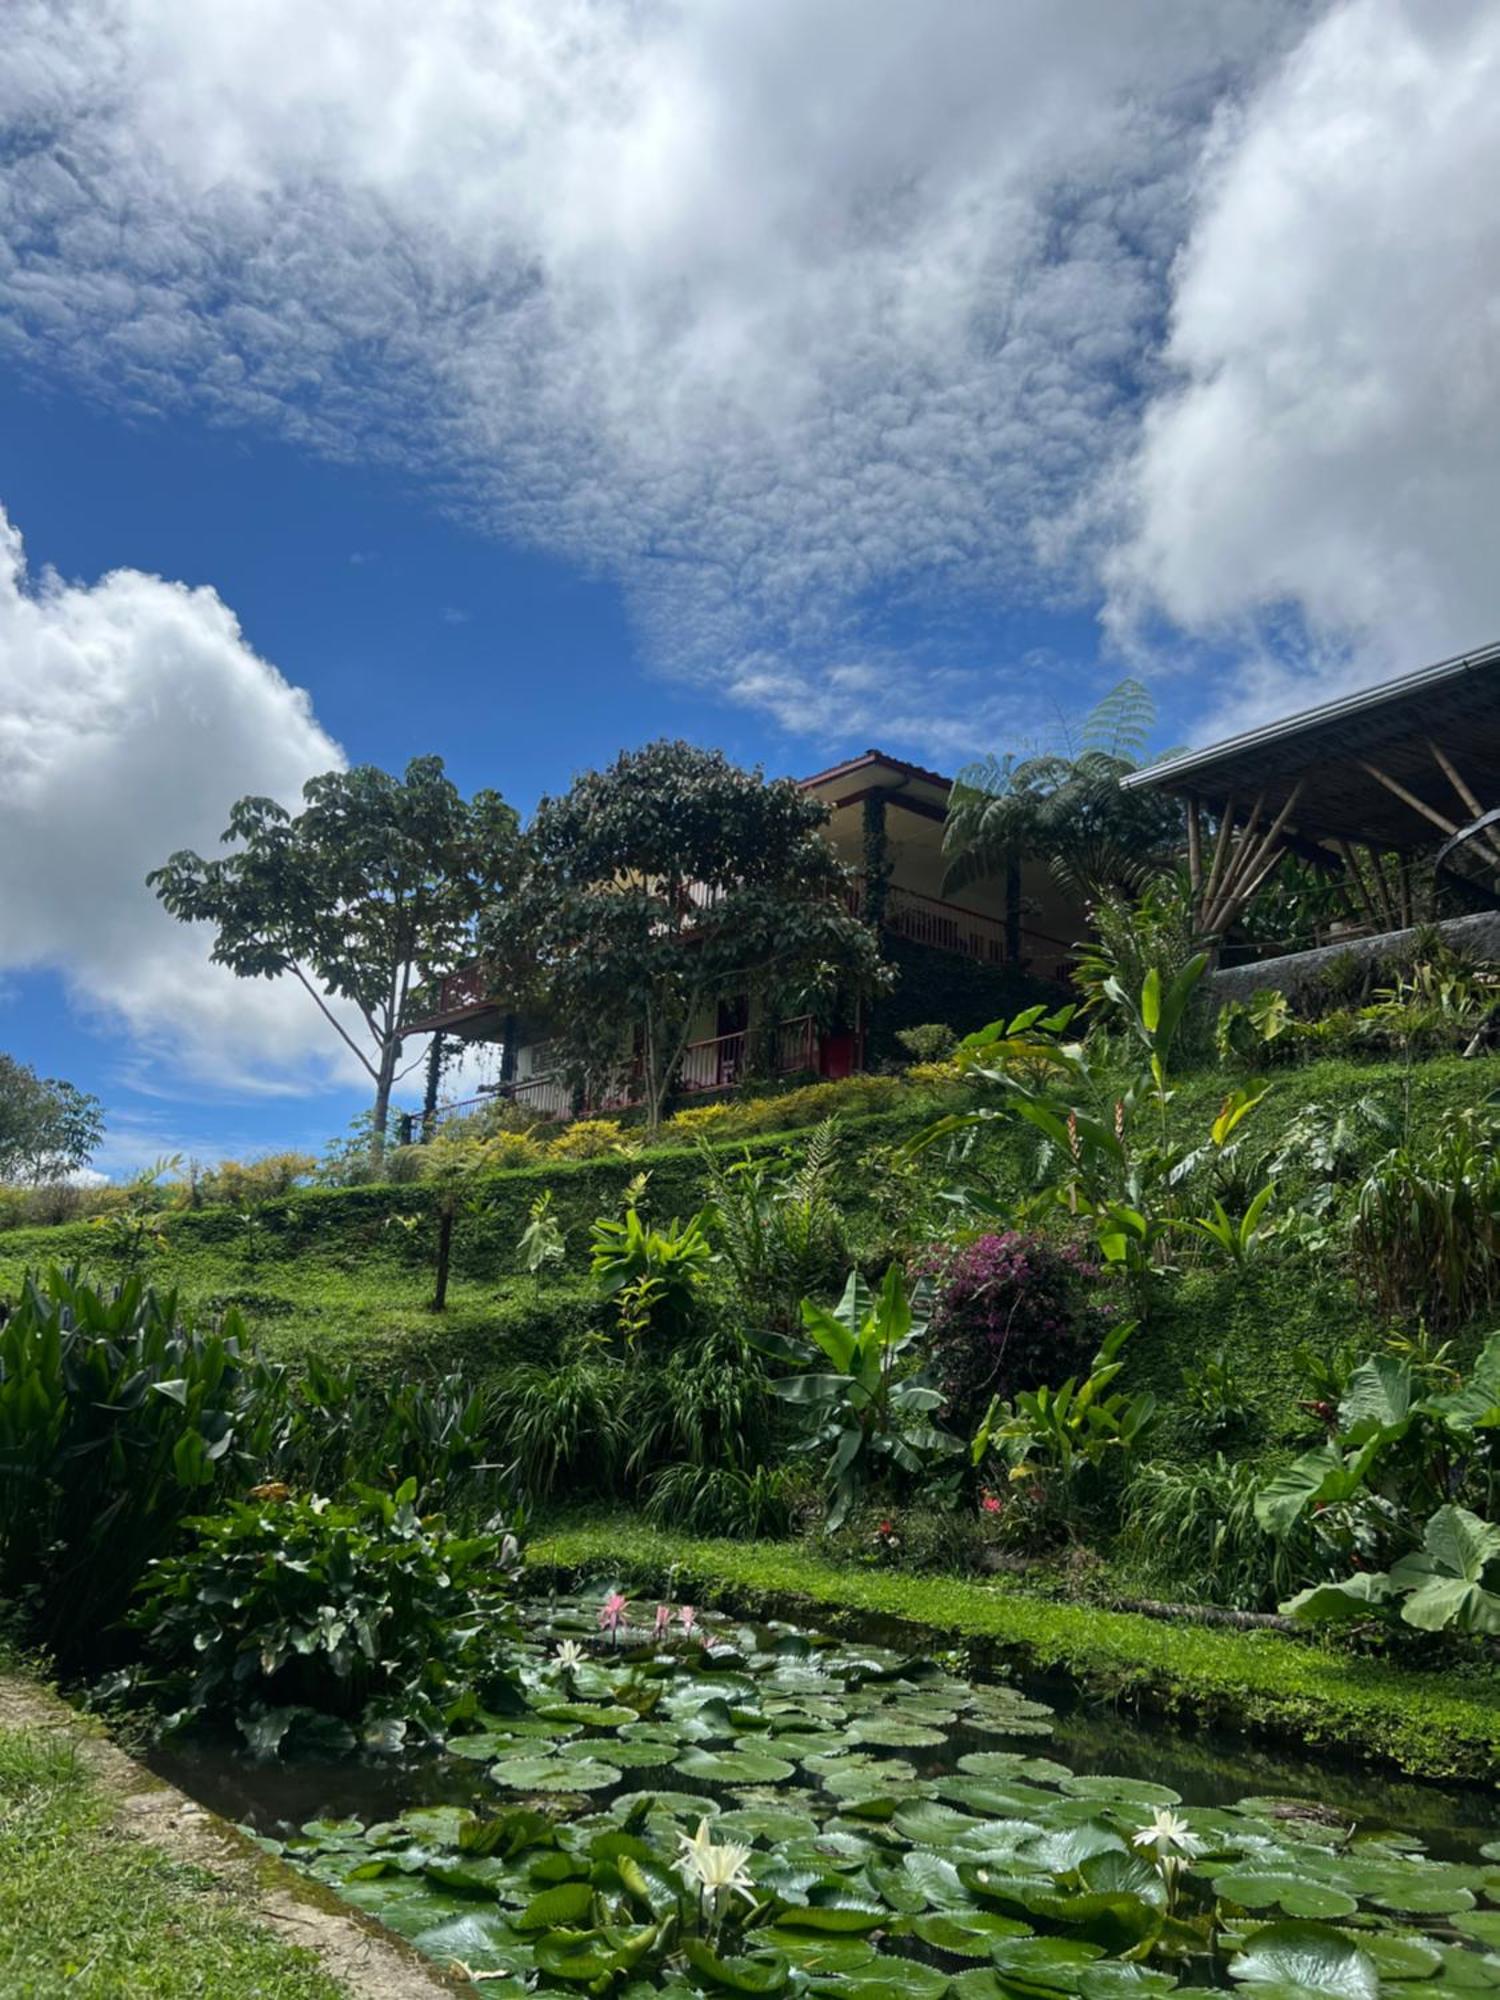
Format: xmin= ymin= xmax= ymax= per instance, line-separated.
xmin=0 ymin=1050 xmax=1492 ymax=1424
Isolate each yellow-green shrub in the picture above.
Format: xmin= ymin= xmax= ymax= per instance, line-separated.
xmin=662 ymin=1101 xmax=737 ymax=1140
xmin=199 ymin=1152 xmax=318 ymax=1204
xmin=546 ymin=1118 xmax=635 ymax=1161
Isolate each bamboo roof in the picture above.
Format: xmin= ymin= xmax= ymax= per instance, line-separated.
xmin=1123 ymin=641 xmax=1500 ymax=852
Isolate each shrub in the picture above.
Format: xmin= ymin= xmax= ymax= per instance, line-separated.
xmin=492 ymin=1343 xmax=628 ymax=1499
xmin=624 ymin=1321 xmax=778 ymax=1484
xmin=547 ymin=1118 xmax=632 ymax=1160
xmin=894 ymin=1023 xmax=957 ymax=1064
xmin=662 ymin=1101 xmax=738 ymax=1140
xmin=698 ymin=1118 xmax=847 ymax=1330
xmin=0 ymin=1268 xmax=264 ymax=1666
xmin=643 ymin=1462 xmax=793 ymax=1538
xmin=916 ymin=1231 xmax=1110 ymax=1437
xmin=195 ymin=1152 xmax=317 ymax=1205
xmin=134 ymin=1484 xmax=517 ymax=1743
xmin=1352 ymin=1109 xmax=1500 ymax=1330
xmin=1121 ymin=1456 xmax=1299 ymax=1609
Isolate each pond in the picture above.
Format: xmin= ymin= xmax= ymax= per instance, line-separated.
xmin=152 ymin=1593 xmax=1500 ymax=1996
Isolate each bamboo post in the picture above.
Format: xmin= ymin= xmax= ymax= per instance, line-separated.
xmin=1200 ymin=792 xmax=1238 ymax=927
xmin=1203 ymin=781 xmax=1301 ymax=936
xmin=1364 ymin=844 xmax=1399 ymax=932
xmin=1186 ymin=795 xmax=1203 ymax=897
xmin=1355 ymin=758 xmax=1460 ymax=838
xmin=1427 ymin=738 xmax=1500 ymax=862
xmin=1335 ymin=839 xmax=1382 ymax=931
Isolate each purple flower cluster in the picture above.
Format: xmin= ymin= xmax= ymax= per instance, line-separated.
xmin=916 ymin=1231 xmax=1109 ymax=1434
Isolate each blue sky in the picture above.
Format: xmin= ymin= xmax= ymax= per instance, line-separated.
xmin=4 ymin=1 xmax=1500 ymax=1174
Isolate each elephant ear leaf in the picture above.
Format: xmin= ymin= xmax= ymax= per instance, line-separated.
xmin=1280 ymin=1571 xmax=1395 ymax=1625
xmin=1392 ymin=1506 xmax=1500 ymax=1633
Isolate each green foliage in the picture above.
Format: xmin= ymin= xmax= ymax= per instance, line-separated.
xmin=943 ymin=681 xmax=1181 ymax=904
xmin=1258 ymin=1332 xmax=1500 ymax=1633
xmin=1176 ymin=1348 xmax=1258 ymax=1446
xmin=486 ymin=739 xmax=887 ymax=1133
xmin=1074 ymin=880 xmax=1206 ymax=1048
xmin=518 ymin=1188 xmax=567 ymax=1273
xmin=256 ymin=1353 xmax=499 ymax=1520
xmin=699 ymin=1118 xmax=847 ymax=1332
xmin=1285 ymin=1505 xmax=1500 ymax=1636
xmin=1121 ymin=1455 xmax=1294 ymax=1608
xmin=150 ymin=755 xmax=520 ymax=1156
xmin=134 ymin=1483 xmax=518 ymax=1742
xmin=87 ymin=1155 xmax=181 ymax=1275
xmin=973 ymin=1321 xmax=1156 ymax=1543
xmin=1352 ymin=1108 xmax=1500 ymax=1330
xmin=894 ymin=1022 xmax=957 ymax=1064
xmin=643 ymin=1461 xmax=793 ymax=1538
xmin=0 ymin=1053 xmax=103 ymax=1183
xmin=754 ymin=1267 xmax=959 ymax=1530
xmin=590 ymin=1195 xmax=715 ymax=1341
xmin=0 ymin=1267 xmax=262 ymax=1666
xmin=495 ymin=1343 xmax=629 ymax=1500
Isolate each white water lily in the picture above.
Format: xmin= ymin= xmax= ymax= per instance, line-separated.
xmin=677 ymin=1818 xmax=757 ymax=1913
xmin=1131 ymin=1807 xmax=1201 ymax=1862
xmin=553 ymin=1639 xmax=586 ymax=1670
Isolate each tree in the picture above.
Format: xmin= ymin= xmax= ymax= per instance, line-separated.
xmin=150 ymin=758 xmax=519 ymax=1165
xmin=0 ymin=1056 xmax=104 ymax=1183
xmin=484 ymin=740 xmax=887 ymax=1137
xmin=943 ymin=679 xmax=1182 ymax=909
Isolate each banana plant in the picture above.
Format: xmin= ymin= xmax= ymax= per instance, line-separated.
xmin=752 ymin=1267 xmax=959 ymax=1530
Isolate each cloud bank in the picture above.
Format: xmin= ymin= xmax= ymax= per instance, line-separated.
xmin=6 ymin=2 xmax=1500 ymax=748
xmin=0 ymin=507 xmax=351 ymax=1094
xmin=0 ymin=0 xmax=1304 ymax=748
xmin=1112 ymin=0 xmax=1500 ymax=733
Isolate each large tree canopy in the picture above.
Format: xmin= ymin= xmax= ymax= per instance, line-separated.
xmin=943 ymin=680 xmax=1182 ymax=908
xmin=150 ymin=757 xmax=519 ymax=1159
xmin=0 ymin=1056 xmax=103 ymax=1184
xmin=485 ymin=739 xmax=886 ymax=1134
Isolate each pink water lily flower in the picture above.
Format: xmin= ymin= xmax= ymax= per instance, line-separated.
xmin=678 ymin=1604 xmax=696 ymax=1635
xmin=653 ymin=1603 xmax=672 ymax=1640
xmin=598 ymin=1591 xmax=629 ymax=1643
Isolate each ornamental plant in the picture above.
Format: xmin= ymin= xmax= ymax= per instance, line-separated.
xmin=915 ymin=1229 xmax=1110 ymax=1436
xmin=133 ymin=1483 xmax=519 ymax=1744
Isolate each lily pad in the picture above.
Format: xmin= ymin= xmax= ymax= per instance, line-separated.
xmin=1229 ymin=1921 xmax=1380 ymax=2000
xmin=491 ymin=1754 xmax=620 ymax=1792
xmin=674 ymin=1746 xmax=797 ymax=1785
xmin=1216 ymin=1871 xmax=1359 ymax=1921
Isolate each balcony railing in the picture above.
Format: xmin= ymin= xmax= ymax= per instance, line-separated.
xmin=677 ymin=1014 xmax=817 ymax=1096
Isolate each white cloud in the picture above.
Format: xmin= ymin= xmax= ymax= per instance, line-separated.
xmin=0 ymin=0 xmax=1308 ymax=750
xmin=0 ymin=505 xmax=353 ymax=1094
xmin=1113 ymin=0 xmax=1500 ymax=732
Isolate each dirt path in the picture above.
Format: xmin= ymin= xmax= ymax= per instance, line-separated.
xmin=0 ymin=1673 xmax=470 ymax=1999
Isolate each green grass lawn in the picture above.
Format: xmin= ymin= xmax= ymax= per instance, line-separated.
xmin=0 ymin=1725 xmax=346 ymax=2000
xmin=532 ymin=1518 xmax=1500 ymax=1784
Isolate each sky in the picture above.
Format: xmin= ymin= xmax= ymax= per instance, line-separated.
xmin=5 ymin=0 xmax=1500 ymax=1173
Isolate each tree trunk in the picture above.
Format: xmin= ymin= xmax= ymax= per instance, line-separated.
xmin=1004 ymin=855 xmax=1022 ymax=964
xmin=420 ymin=1030 xmax=445 ymax=1141
xmin=370 ymin=1036 xmax=400 ymax=1173
xmin=432 ymin=1207 xmax=454 ymax=1311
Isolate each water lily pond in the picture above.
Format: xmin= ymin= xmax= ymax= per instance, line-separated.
xmin=165 ymin=1595 xmax=1500 ymax=1996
